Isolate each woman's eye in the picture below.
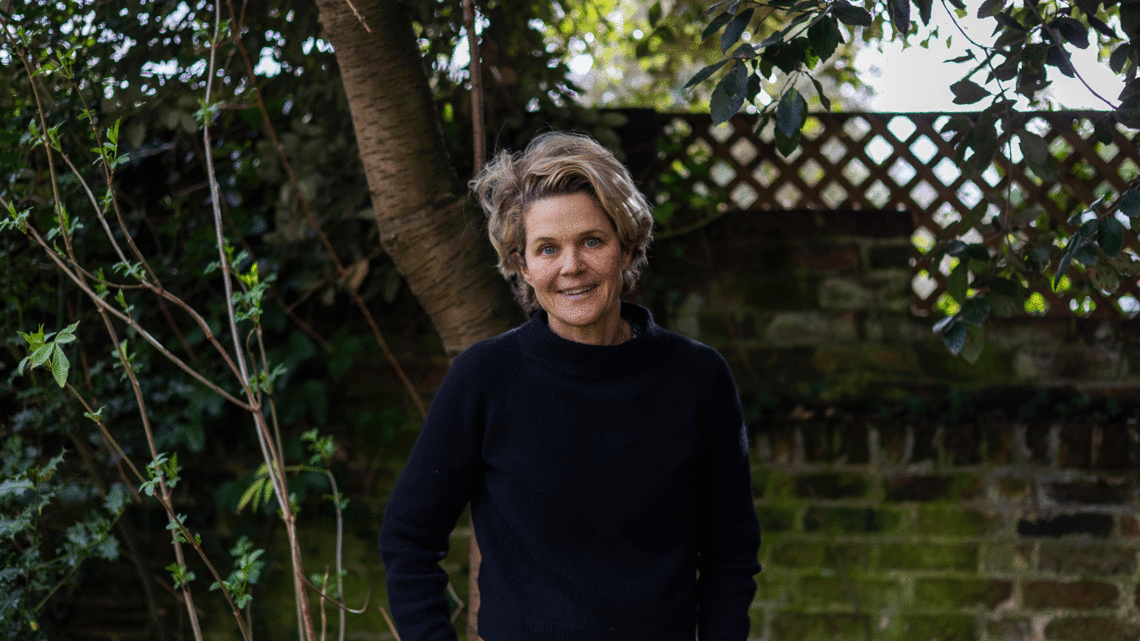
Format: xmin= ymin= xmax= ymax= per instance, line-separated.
xmin=540 ymin=245 xmax=556 ymax=256
xmin=584 ymin=238 xmax=600 ymax=248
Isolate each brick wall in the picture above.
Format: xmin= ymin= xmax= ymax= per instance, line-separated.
xmin=640 ymin=207 xmax=1140 ymax=405
xmin=631 ymin=207 xmax=1140 ymax=640
xmin=747 ymin=418 xmax=1140 ymax=641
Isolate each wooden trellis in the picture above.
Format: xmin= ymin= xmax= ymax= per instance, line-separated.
xmin=640 ymin=111 xmax=1140 ymax=319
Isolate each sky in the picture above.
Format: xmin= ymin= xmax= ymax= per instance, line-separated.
xmin=854 ymin=8 xmax=1122 ymax=112
xmin=559 ymin=5 xmax=1123 ymax=113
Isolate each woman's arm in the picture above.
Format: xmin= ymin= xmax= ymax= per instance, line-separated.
xmin=694 ymin=352 xmax=762 ymax=641
xmin=379 ymin=351 xmax=487 ymax=641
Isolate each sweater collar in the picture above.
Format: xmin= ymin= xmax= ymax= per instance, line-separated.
xmin=517 ymin=303 xmax=670 ymax=379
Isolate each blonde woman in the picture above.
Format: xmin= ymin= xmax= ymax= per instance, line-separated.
xmin=379 ymin=132 xmax=761 ymax=641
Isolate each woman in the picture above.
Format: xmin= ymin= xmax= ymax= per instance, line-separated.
xmin=378 ymin=132 xmax=761 ymax=641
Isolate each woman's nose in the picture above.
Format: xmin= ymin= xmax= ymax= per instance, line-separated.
xmin=560 ymin=248 xmax=586 ymax=274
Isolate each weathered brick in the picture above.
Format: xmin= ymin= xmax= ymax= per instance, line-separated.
xmin=914 ymin=578 xmax=1012 ymax=609
xmin=883 ymin=474 xmax=982 ymax=502
xmin=822 ymin=543 xmax=876 ymax=572
xmin=754 ymin=573 xmax=791 ymax=603
xmin=881 ymin=542 xmax=977 ymax=570
xmin=1017 ymin=513 xmax=1113 ymax=538
xmin=799 ymin=575 xmax=901 ymax=609
xmin=813 ymin=345 xmax=918 ymax=375
xmin=988 ymin=617 xmax=1033 ymax=639
xmin=1022 ymin=580 xmax=1118 ymax=609
xmin=1037 ymin=543 xmax=1136 ymax=575
xmin=798 ymin=421 xmax=871 ymax=463
xmin=915 ymin=506 xmax=999 ymax=537
xmin=748 ymin=606 xmax=765 ymax=636
xmin=794 ymin=472 xmax=868 ymax=499
xmin=756 ymin=505 xmax=797 ymax=533
xmin=769 ymin=612 xmax=869 ymax=640
xmin=764 ymin=311 xmax=858 ymax=346
xmin=804 ymin=507 xmax=902 ymax=534
xmin=769 ymin=540 xmax=825 ymax=568
xmin=790 ymin=240 xmax=862 ymax=272
xmin=899 ymin=614 xmax=976 ymax=641
xmin=1122 ymin=516 xmax=1140 ymax=538
xmin=818 ymin=209 xmax=913 ymax=238
xmin=869 ymin=244 xmax=911 ymax=269
xmin=982 ymin=543 xmax=1033 ymax=572
xmin=1044 ymin=616 xmax=1140 ymax=641
xmin=1045 ymin=479 xmax=1131 ymax=506
xmin=996 ymin=478 xmax=1029 ymax=501
xmin=740 ymin=275 xmax=818 ymax=309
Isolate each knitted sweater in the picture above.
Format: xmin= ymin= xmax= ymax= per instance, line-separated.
xmin=378 ymin=304 xmax=761 ymax=641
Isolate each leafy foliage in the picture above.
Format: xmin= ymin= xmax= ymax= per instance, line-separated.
xmin=689 ymin=0 xmax=1140 ymax=359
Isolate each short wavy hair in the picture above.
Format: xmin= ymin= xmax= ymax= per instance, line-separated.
xmin=470 ymin=132 xmax=654 ymax=313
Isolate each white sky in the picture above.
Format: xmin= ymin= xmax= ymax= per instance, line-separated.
xmin=856 ymin=9 xmax=1122 ymax=111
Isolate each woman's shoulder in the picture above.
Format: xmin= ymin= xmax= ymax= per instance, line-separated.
xmin=448 ymin=324 xmax=526 ymax=375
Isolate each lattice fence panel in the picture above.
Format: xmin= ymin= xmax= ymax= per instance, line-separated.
xmin=645 ymin=111 xmax=1140 ymax=319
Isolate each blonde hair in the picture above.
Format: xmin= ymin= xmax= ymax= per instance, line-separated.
xmin=470 ymin=132 xmax=654 ymax=312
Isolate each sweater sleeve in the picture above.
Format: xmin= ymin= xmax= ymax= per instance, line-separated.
xmin=695 ymin=350 xmax=761 ymax=641
xmin=378 ymin=348 xmax=488 ymax=641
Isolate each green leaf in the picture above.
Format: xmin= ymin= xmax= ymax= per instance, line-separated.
xmin=912 ymin=0 xmax=932 ymax=25
xmin=29 ymin=343 xmax=53 ymax=369
xmin=1098 ymin=215 xmax=1125 ymax=257
xmin=976 ymin=0 xmax=1005 ymax=18
xmin=51 ymin=344 xmax=69 ymax=388
xmin=773 ymin=123 xmax=799 ymax=157
xmin=1073 ymin=242 xmax=1099 ymax=266
xmin=776 ymin=87 xmax=806 ymax=139
xmin=683 ymin=59 xmax=729 ymax=91
xmin=811 ymin=76 xmax=832 ymax=112
xmin=948 ymin=260 xmax=968 ymax=304
xmin=1078 ymin=218 xmax=1098 ymax=239
xmin=988 ymin=276 xmax=1021 ymax=298
xmin=960 ymin=324 xmax=985 ymax=364
xmin=1051 ymin=17 xmax=1089 ymax=49
xmin=721 ymin=8 xmax=754 ymax=53
xmin=950 ymin=79 xmax=989 ymax=105
xmin=1119 ymin=189 xmax=1140 ymax=217
xmin=702 ymin=11 xmax=735 ymax=41
xmin=939 ymin=320 xmax=968 ymax=356
xmin=1054 ymin=240 xmax=1079 ymax=289
xmin=1017 ymin=130 xmax=1049 ymax=166
xmin=832 ymin=1 xmax=872 ymax=26
xmin=709 ymin=61 xmax=748 ymax=125
xmin=1110 ymin=43 xmax=1132 ymax=74
xmin=1087 ymin=14 xmax=1116 ymax=39
xmin=960 ymin=297 xmax=990 ymax=326
xmin=887 ymin=0 xmax=910 ymax=34
xmin=945 ymin=239 xmax=967 ymax=256
xmin=1090 ymin=264 xmax=1121 ymax=293
xmin=648 ymin=2 xmax=662 ymax=27
xmin=55 ymin=321 xmax=80 ymax=345
xmin=1122 ymin=1 xmax=1140 ymax=38
xmin=807 ymin=16 xmax=842 ymax=61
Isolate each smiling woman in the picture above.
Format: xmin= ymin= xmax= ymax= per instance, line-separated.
xmin=378 ymin=132 xmax=762 ymax=641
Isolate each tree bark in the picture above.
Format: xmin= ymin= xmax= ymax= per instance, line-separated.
xmin=315 ymin=2 xmax=518 ymax=638
xmin=315 ymin=0 xmax=516 ymax=358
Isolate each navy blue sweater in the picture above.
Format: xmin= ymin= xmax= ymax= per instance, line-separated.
xmin=378 ymin=304 xmax=761 ymax=641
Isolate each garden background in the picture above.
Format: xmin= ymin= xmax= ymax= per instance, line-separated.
xmin=3 ymin=1 xmax=1140 ymax=640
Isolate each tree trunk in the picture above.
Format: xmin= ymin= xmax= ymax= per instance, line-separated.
xmin=315 ymin=1 xmax=517 ymax=638
xmin=314 ymin=0 xmax=516 ymax=358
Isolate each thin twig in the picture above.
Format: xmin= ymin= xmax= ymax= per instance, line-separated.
xmin=463 ymin=0 xmax=485 ymax=173
xmin=224 ymin=0 xmax=426 ymax=418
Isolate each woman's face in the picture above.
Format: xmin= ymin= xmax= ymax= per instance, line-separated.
xmin=519 ymin=192 xmax=632 ymax=345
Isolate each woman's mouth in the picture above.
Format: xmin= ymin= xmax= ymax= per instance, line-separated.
xmin=559 ymin=284 xmax=597 ymax=297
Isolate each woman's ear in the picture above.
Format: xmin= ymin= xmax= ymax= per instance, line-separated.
xmin=621 ymin=246 xmax=633 ymax=272
xmin=512 ymin=250 xmax=531 ymax=280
